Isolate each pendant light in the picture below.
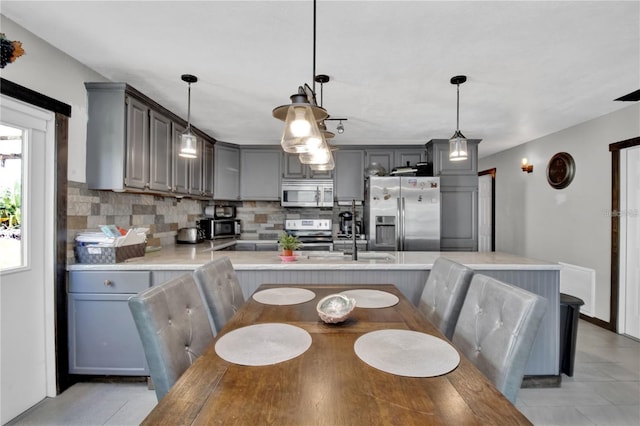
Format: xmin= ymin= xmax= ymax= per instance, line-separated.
xmin=272 ymin=0 xmax=332 ymax=165
xmin=272 ymin=92 xmax=327 ymax=153
xmin=449 ymin=75 xmax=468 ymax=162
xmin=179 ymin=74 xmax=198 ymax=158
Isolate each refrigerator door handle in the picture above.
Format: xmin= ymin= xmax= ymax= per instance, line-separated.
xmin=396 ymin=197 xmax=402 ymax=250
xmin=400 ymin=197 xmax=406 ymax=250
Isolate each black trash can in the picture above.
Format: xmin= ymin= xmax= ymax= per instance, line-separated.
xmin=559 ymin=293 xmax=584 ymax=377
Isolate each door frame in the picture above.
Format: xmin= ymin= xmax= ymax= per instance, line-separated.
xmin=478 ymin=168 xmax=496 ymax=252
xmin=1 ymin=78 xmax=72 ymax=393
xmin=609 ymin=136 xmax=640 ymax=333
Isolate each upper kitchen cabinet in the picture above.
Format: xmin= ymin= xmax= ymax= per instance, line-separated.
xmin=149 ymin=110 xmax=173 ymax=193
xmin=202 ymin=140 xmax=215 ymax=198
xmin=365 ymin=148 xmax=426 ymax=175
xmin=171 ymin=122 xmax=214 ymax=198
xmin=214 ymin=143 xmax=240 ymax=200
xmin=240 ymin=148 xmax=281 ymax=200
xmin=85 ymin=82 xmax=216 ymax=199
xmin=282 ymin=152 xmax=333 ymax=179
xmin=426 ymin=138 xmax=480 ymax=176
xmin=396 ymin=149 xmax=425 ymax=168
xmin=334 ymin=150 xmax=365 ymax=202
xmin=365 ymin=150 xmax=394 ymax=176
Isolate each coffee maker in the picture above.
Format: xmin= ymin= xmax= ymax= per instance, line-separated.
xmin=338 ymin=211 xmax=362 ymax=236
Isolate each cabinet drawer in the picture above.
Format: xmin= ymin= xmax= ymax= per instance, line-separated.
xmin=69 ymin=271 xmax=151 ymax=294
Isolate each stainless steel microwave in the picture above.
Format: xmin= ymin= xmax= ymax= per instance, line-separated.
xmin=197 ymin=218 xmax=240 ymax=239
xmin=281 ymin=179 xmax=334 ymax=208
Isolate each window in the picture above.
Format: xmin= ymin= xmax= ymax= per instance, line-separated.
xmin=0 ymin=124 xmax=23 ymax=270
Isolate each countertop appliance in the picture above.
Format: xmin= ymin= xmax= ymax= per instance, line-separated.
xmin=284 ymin=219 xmax=333 ymax=251
xmin=177 ymin=227 xmax=205 ymax=244
xmin=281 ymin=179 xmax=334 ymax=208
xmin=204 ymin=205 xmax=236 ymax=219
xmin=197 ymin=218 xmax=241 ymax=240
xmin=365 ymin=176 xmax=440 ymax=251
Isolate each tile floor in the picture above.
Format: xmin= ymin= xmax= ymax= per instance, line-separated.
xmin=7 ymin=320 xmax=640 ymax=425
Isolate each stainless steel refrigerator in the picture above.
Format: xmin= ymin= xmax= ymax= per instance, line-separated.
xmin=365 ymin=176 xmax=440 ymax=251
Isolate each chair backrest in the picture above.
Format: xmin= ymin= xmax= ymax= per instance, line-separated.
xmin=193 ymin=256 xmax=245 ymax=334
xmin=128 ymin=273 xmax=214 ymax=401
xmin=452 ymin=274 xmax=547 ymax=403
xmin=418 ymin=257 xmax=474 ymax=340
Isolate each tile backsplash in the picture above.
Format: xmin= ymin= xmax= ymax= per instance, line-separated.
xmin=66 ymin=181 xmax=205 ymax=263
xmin=66 ymin=181 xmax=364 ymax=263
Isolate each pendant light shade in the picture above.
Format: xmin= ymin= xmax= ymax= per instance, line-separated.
xmin=179 ymin=74 xmax=198 ymax=159
xmin=273 ymin=93 xmax=328 ymax=154
xmin=299 ymin=136 xmax=331 ymax=165
xmin=449 ymin=75 xmax=468 ymax=162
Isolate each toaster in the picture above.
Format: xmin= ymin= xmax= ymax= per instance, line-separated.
xmin=176 ymin=227 xmax=204 ymax=244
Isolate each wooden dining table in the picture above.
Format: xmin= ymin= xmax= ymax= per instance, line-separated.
xmin=141 ymin=284 xmax=532 ymax=425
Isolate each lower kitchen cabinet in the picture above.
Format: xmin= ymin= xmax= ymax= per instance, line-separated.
xmin=68 ymin=271 xmax=151 ymax=375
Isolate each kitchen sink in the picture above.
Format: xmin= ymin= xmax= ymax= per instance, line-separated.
xmin=300 ymin=251 xmax=395 ymax=262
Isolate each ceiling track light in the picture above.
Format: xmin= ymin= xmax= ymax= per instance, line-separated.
xmin=325 ymin=117 xmax=348 ymax=134
xmin=449 ymin=75 xmax=468 ymax=162
xmin=179 ymin=74 xmax=198 ymax=159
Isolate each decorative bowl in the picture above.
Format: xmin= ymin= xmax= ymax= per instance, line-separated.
xmin=316 ymin=294 xmax=356 ymax=324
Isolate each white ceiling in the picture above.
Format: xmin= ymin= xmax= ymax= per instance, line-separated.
xmin=2 ymin=1 xmax=638 ymax=158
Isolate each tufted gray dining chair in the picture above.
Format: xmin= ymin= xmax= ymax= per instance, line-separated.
xmin=452 ymin=274 xmax=547 ymax=403
xmin=193 ymin=257 xmax=245 ymax=335
xmin=128 ymin=273 xmax=214 ymax=401
xmin=417 ymin=257 xmax=474 ymax=340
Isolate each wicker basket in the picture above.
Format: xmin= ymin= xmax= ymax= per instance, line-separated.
xmin=75 ymin=242 xmax=146 ymax=264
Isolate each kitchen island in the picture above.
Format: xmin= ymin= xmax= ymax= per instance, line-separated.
xmin=68 ymin=244 xmax=560 ymax=379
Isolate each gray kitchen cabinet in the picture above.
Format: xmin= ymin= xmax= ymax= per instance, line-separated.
xmin=68 ymin=271 xmax=151 ymax=375
xmin=282 ymin=152 xmax=333 ymax=179
xmin=334 ymin=150 xmax=365 ymax=202
xmin=149 ymin=110 xmax=173 ymax=192
xmin=172 ymin=122 xmax=190 ymax=195
xmin=439 ymin=181 xmax=479 ymax=251
xmin=124 ymin=96 xmax=150 ymax=190
xmin=202 ymin=140 xmax=215 ymax=197
xmin=365 ymin=148 xmax=426 ymax=175
xmin=240 ymin=148 xmax=281 ymax=200
xmin=365 ymin=150 xmax=394 ymax=176
xmin=396 ymin=149 xmax=425 ymax=168
xmin=234 ymin=242 xmax=256 ymax=251
xmin=426 ymin=138 xmax=480 ymax=176
xmin=85 ymin=82 xmax=216 ymax=199
xmin=214 ymin=143 xmax=240 ymax=200
xmin=426 ymin=139 xmax=481 ymax=251
xmin=189 ymin=137 xmax=204 ymax=197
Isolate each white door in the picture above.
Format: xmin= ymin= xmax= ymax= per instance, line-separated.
xmin=478 ymin=173 xmax=493 ymax=252
xmin=619 ymin=146 xmax=640 ymax=339
xmin=0 ymin=96 xmax=56 ymax=423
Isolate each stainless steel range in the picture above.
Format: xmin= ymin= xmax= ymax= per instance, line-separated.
xmin=284 ymin=219 xmax=334 ymax=251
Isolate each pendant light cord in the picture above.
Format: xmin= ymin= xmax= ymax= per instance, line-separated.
xmin=456 ymin=83 xmax=460 ymax=132
xmin=312 ymin=0 xmax=317 ymax=96
xmin=186 ymin=83 xmax=192 ymax=132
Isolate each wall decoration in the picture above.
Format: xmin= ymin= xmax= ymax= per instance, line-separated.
xmin=1 ymin=33 xmax=25 ymax=68
xmin=546 ymin=152 xmax=575 ymax=189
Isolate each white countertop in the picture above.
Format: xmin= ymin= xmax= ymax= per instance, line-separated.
xmin=68 ymin=242 xmax=560 ymax=272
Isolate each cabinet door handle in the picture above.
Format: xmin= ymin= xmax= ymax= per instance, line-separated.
xmin=104 ymin=280 xmax=113 ymax=287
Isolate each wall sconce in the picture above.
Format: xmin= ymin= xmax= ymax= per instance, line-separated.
xmin=521 ymin=158 xmax=533 ymax=173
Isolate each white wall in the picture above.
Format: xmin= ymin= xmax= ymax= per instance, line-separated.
xmin=479 ymin=103 xmax=640 ymax=322
xmin=0 ymin=15 xmax=108 ymax=182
